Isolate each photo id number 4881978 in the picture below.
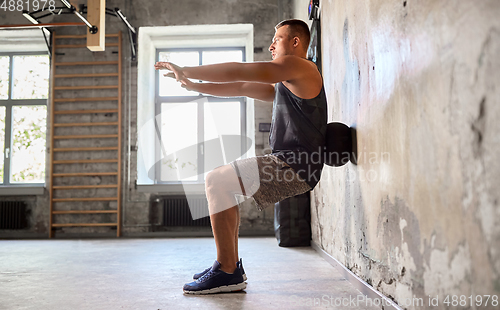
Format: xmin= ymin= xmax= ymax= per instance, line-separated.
xmin=1 ymin=0 xmax=56 ymax=12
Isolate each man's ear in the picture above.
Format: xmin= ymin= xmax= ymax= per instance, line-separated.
xmin=293 ymin=37 xmax=300 ymax=48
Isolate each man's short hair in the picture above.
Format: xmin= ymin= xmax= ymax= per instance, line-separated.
xmin=275 ymin=19 xmax=311 ymax=51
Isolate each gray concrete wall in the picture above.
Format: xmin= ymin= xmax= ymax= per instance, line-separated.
xmin=311 ymin=0 xmax=500 ymax=308
xmin=0 ymin=0 xmax=293 ymax=236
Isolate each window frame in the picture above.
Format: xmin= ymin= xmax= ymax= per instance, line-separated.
xmin=154 ymin=47 xmax=247 ymax=184
xmin=135 ymin=24 xmax=255 ymax=194
xmin=0 ymin=51 xmax=49 ymax=187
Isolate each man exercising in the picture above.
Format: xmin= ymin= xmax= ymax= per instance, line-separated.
xmin=154 ymin=19 xmax=327 ymax=294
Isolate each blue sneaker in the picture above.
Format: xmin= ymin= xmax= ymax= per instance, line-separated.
xmin=193 ymin=258 xmax=247 ymax=281
xmin=183 ymin=260 xmax=246 ymax=294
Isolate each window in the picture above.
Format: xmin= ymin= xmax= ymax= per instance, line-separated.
xmin=136 ymin=24 xmax=254 ymax=191
xmin=155 ymin=48 xmax=246 ymax=183
xmin=0 ymin=53 xmax=49 ymax=186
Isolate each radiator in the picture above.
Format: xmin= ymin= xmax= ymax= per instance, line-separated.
xmin=163 ymin=196 xmax=210 ymax=227
xmin=0 ymin=201 xmax=28 ymax=229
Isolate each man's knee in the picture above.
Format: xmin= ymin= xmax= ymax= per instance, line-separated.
xmin=205 ymin=165 xmax=240 ymax=195
xmin=205 ymin=169 xmax=220 ymax=194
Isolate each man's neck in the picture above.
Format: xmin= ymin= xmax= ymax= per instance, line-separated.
xmin=291 ymin=52 xmax=308 ymax=59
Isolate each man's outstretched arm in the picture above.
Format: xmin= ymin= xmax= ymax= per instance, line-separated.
xmin=155 ymin=55 xmax=312 ymax=84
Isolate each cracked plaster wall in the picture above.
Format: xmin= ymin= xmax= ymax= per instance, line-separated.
xmin=311 ymin=0 xmax=500 ymax=308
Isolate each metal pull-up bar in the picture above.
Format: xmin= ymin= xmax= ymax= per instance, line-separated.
xmin=0 ymin=0 xmax=137 ymax=59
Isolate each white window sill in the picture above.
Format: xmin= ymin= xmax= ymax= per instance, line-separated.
xmin=137 ymin=184 xmax=205 ymax=195
xmin=0 ymin=185 xmax=45 ymax=196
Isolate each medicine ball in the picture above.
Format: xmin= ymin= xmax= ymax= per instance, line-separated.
xmin=323 ymin=122 xmax=357 ymax=167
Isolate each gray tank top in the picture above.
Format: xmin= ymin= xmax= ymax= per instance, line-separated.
xmin=269 ymin=81 xmax=327 ymax=188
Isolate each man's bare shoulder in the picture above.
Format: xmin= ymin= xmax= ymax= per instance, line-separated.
xmin=273 ymin=56 xmax=322 ymax=99
xmin=275 ymin=56 xmax=320 ymax=77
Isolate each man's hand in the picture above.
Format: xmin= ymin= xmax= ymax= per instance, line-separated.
xmin=154 ymin=61 xmax=200 ymax=92
xmin=154 ymin=61 xmax=185 ymax=81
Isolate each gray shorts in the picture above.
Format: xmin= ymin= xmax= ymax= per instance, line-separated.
xmin=230 ymin=155 xmax=312 ymax=211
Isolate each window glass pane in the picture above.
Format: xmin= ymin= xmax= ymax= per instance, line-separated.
xmin=0 ymin=56 xmax=9 ymax=100
xmin=202 ymin=50 xmax=243 ymax=65
xmin=11 ymin=106 xmax=47 ymax=183
xmin=159 ymin=52 xmax=199 ymax=97
xmin=160 ymin=102 xmax=198 ymax=182
xmin=12 ymin=55 xmax=50 ymax=100
xmin=204 ymin=101 xmax=241 ymax=178
xmin=0 ymin=106 xmax=5 ymax=181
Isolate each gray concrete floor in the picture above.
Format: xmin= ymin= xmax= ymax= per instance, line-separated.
xmin=0 ymin=237 xmax=382 ymax=310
